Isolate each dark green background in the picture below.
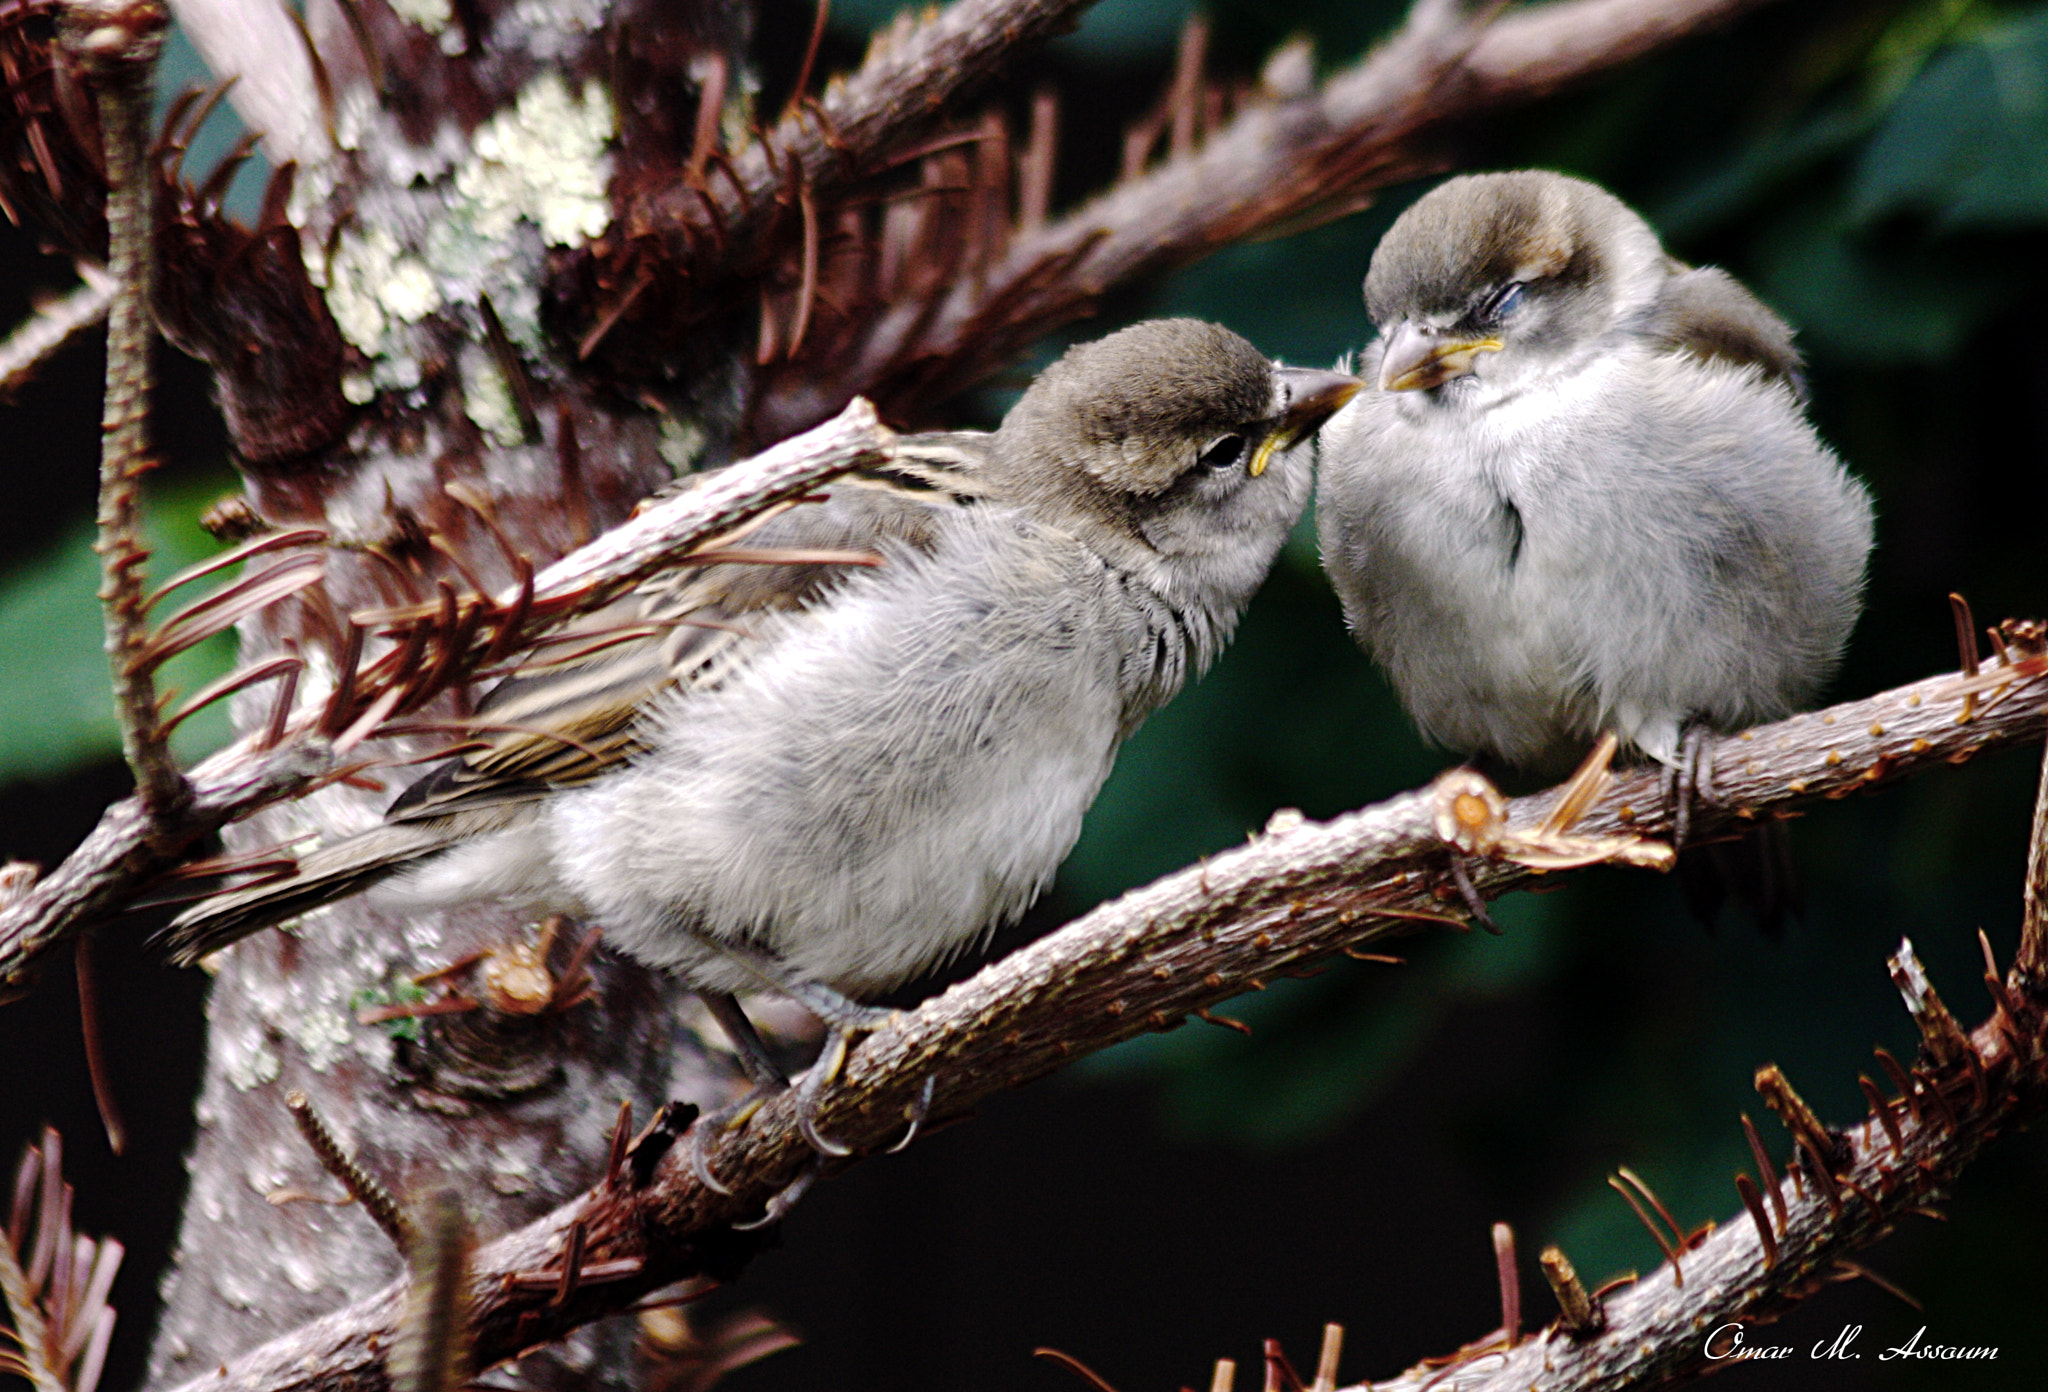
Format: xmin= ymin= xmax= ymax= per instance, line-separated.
xmin=3 ymin=0 xmax=2044 ymax=1388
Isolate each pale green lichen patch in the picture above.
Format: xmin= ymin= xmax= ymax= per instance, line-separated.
xmin=461 ymin=343 xmax=528 ymax=448
xmin=222 ymin=1021 xmax=282 ymax=1090
xmin=300 ymin=73 xmax=614 ymax=413
xmin=456 ymin=73 xmax=615 ymax=246
xmin=317 ymin=223 xmax=443 ymax=358
xmin=386 ymin=0 xmax=451 ymax=35
xmin=282 ymin=982 xmax=356 ymax=1072
xmin=658 ymin=415 xmax=708 ymax=476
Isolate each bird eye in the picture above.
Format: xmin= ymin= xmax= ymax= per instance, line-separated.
xmin=1485 ymin=282 xmax=1526 ymax=321
xmin=1198 ymin=434 xmax=1248 ymax=471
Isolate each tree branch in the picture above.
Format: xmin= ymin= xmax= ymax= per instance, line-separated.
xmin=160 ymin=640 xmax=2048 ymax=1392
xmin=0 ymin=399 xmax=895 ymax=997
xmin=0 ymin=267 xmax=113 ymax=395
xmin=65 ymin=0 xmax=184 ymax=821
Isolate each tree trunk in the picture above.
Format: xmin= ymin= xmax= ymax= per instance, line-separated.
xmin=147 ymin=2 xmax=758 ymax=1385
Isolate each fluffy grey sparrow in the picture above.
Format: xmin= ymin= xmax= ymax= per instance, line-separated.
xmin=1319 ymin=170 xmax=1872 ymax=769
xmin=1316 ymin=171 xmax=1873 ymax=917
xmin=172 ymin=319 xmax=1359 ymax=1115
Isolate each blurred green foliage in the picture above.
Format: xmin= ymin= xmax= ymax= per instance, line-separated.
xmin=0 ymin=476 xmax=237 ymax=783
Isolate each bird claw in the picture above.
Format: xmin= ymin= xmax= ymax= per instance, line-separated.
xmin=684 ymin=1087 xmax=776 ymax=1196
xmin=795 ymin=1026 xmax=857 ymax=1157
xmin=734 ymin=1159 xmax=821 ymax=1231
xmin=1666 ymin=722 xmax=1717 ymax=849
xmin=884 ymin=1075 xmax=937 ymax=1154
xmin=1448 ymin=854 xmax=1504 ymax=934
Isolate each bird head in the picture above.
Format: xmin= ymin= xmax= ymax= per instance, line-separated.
xmin=1362 ymin=171 xmax=1669 ymax=399
xmin=995 ymin=318 xmax=1360 ymax=602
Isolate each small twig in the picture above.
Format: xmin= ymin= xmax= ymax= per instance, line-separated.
xmin=71 ymin=933 xmax=125 ymax=1156
xmin=1733 ymin=1173 xmax=1777 ymax=1269
xmin=66 ymin=0 xmax=182 ymax=822
xmin=2020 ymin=732 xmax=2048 ymax=984
xmin=1309 ymin=1324 xmax=1343 ymax=1392
xmin=1738 ymin=1113 xmax=1788 ymax=1231
xmin=1608 ymin=1174 xmax=1683 ymax=1285
xmin=0 ymin=270 xmax=113 ymax=396
xmin=1536 ymin=1246 xmax=1603 ymax=1338
xmin=1491 ymin=1222 xmax=1520 ymax=1343
xmin=1032 ymin=1348 xmax=1123 ymax=1392
xmin=391 ymin=1192 xmax=471 ymax=1392
xmin=285 ymin=1091 xmax=413 ymax=1253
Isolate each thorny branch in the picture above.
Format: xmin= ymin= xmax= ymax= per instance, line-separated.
xmin=2019 ymin=719 xmax=2048 ymax=983
xmin=63 ymin=0 xmax=181 ymax=819
xmin=0 ymin=399 xmax=896 ymax=997
xmin=160 ymin=640 xmax=2048 ymax=1392
xmin=1340 ymin=791 xmax=2048 ymax=1389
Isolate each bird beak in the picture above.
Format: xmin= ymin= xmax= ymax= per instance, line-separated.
xmin=1250 ymin=368 xmax=1365 ymax=476
xmin=1377 ymin=322 xmax=1503 ymax=393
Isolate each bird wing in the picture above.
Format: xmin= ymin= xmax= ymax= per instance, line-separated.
xmin=1646 ymin=264 xmax=1808 ymax=399
xmin=387 ymin=434 xmax=997 ymax=821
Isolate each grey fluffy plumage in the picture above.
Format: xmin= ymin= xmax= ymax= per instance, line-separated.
xmin=1317 ymin=171 xmax=1874 ymax=775
xmin=172 ymin=319 xmax=1359 ymax=1003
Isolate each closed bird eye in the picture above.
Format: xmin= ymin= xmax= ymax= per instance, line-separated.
xmin=1484 ymin=281 xmax=1526 ymax=322
xmin=1198 ymin=433 xmax=1248 ymax=471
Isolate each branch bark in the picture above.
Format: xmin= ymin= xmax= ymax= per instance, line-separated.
xmin=67 ymin=0 xmax=183 ymax=821
xmin=0 ymin=268 xmax=113 ymax=395
xmin=158 ymin=644 xmax=2048 ymax=1392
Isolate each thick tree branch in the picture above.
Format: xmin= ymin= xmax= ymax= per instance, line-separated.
xmin=160 ymin=643 xmax=2048 ymax=1392
xmin=0 ymin=399 xmax=894 ymax=996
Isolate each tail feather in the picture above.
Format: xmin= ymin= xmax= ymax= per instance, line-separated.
xmin=163 ymin=823 xmax=454 ymax=964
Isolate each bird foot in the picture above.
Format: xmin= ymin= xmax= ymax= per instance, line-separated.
xmin=733 ymin=1157 xmax=822 ymax=1231
xmin=1448 ymin=853 xmax=1504 ymax=934
xmin=885 ymin=1075 xmax=938 ymax=1154
xmin=684 ymin=1086 xmax=776 ymax=1196
xmin=1661 ymin=722 xmax=1718 ymax=849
